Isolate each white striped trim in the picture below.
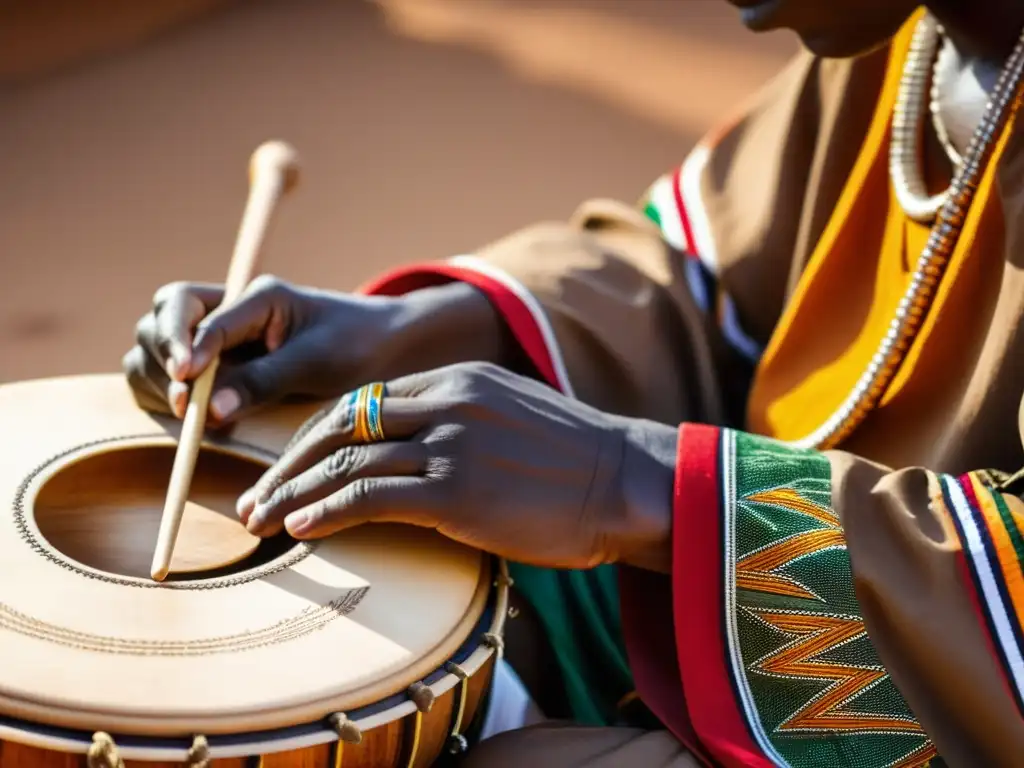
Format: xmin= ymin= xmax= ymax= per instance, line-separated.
xmin=647 ymin=174 xmax=689 ymax=252
xmin=720 ymin=293 xmax=764 ymax=363
xmin=678 ymin=145 xmax=763 ymax=362
xmin=447 ymin=255 xmax=575 ymax=398
xmin=943 ymin=477 xmax=1024 ymax=698
xmin=647 ymin=174 xmax=711 ymax=312
xmin=679 ymin=144 xmax=718 ymax=274
xmin=720 ymin=430 xmax=791 ymax=767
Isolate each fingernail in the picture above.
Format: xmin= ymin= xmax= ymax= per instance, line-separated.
xmin=210 ymin=388 xmax=241 ymax=421
xmin=168 ymin=381 xmax=189 ymax=418
xmin=168 ymin=343 xmax=191 ymax=380
xmin=285 ymin=511 xmax=310 ymax=536
xmin=236 ymin=488 xmax=257 ymax=522
xmin=246 ymin=507 xmax=266 ymax=534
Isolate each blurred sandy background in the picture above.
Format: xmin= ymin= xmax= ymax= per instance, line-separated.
xmin=0 ymin=0 xmax=798 ymax=384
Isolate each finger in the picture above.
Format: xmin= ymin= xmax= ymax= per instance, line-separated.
xmin=151 ymin=283 xmax=225 ymax=379
xmin=284 ymin=476 xmax=439 ymax=539
xmin=381 ymin=369 xmax=440 ymax=398
xmin=122 ymin=345 xmax=190 ymax=418
xmin=237 ymin=395 xmax=432 ymax=518
xmin=246 ymin=441 xmax=428 ymax=536
xmin=201 ymin=339 xmax=328 ymax=425
xmin=189 ymin=277 xmax=290 ymax=375
xmin=153 ymin=281 xmax=225 ymax=311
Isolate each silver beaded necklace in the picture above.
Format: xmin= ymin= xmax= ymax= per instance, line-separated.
xmin=787 ymin=14 xmax=1024 ymax=451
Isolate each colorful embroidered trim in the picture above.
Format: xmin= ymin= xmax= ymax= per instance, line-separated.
xmin=641 ymin=151 xmax=764 ymax=363
xmin=677 ymin=424 xmax=937 ymax=768
xmin=942 ymin=473 xmax=1024 ymax=717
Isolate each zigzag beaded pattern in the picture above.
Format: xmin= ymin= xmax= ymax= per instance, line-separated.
xmin=12 ymin=433 xmax=316 ymax=590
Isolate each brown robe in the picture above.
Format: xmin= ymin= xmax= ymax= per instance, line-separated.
xmin=365 ymin=16 xmax=1024 ymax=768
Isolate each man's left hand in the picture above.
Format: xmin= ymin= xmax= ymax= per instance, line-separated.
xmin=238 ymin=362 xmax=675 ymax=572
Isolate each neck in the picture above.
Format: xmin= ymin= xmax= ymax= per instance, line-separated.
xmin=927 ymin=0 xmax=1024 ymax=67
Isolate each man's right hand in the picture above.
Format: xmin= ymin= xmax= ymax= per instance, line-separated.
xmin=122 ymin=275 xmax=508 ymax=425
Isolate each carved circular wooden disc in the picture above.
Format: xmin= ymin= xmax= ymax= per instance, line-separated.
xmin=0 ymin=375 xmax=488 ymax=737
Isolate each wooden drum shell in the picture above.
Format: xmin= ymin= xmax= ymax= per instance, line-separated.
xmin=0 ymin=375 xmax=508 ymax=768
xmin=0 ymin=654 xmax=496 ymax=768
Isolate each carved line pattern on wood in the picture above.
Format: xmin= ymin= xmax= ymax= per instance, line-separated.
xmin=12 ymin=434 xmax=316 ymax=590
xmin=0 ymin=586 xmax=368 ymax=655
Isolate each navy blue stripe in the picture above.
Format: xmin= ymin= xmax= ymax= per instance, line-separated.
xmin=942 ymin=478 xmax=1024 ymax=714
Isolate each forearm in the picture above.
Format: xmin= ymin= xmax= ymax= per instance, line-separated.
xmin=383 ymin=282 xmax=521 ymax=376
xmin=363 ymin=205 xmax=733 ymax=426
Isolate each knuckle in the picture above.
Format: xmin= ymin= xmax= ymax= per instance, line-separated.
xmin=134 ymin=313 xmax=157 ymax=345
xmin=121 ymin=347 xmax=144 ymax=377
xmin=424 ymin=451 xmax=456 ymax=482
xmin=449 ymin=362 xmax=500 ymax=399
xmin=327 ymin=398 xmax=355 ymax=432
xmin=247 ymin=274 xmax=289 ymax=299
xmin=302 ymin=501 xmax=328 ymax=530
xmin=259 ymin=474 xmax=291 ymax=505
xmin=345 ymin=477 xmax=371 ymax=508
xmin=324 ymin=449 xmax=357 ymax=480
xmin=192 ymin=317 xmax=226 ymax=351
xmin=152 ymin=280 xmax=191 ymax=308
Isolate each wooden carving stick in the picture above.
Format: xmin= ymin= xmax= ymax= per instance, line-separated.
xmin=150 ymin=141 xmax=300 ymax=582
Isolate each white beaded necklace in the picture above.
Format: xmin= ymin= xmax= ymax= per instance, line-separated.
xmin=787 ymin=14 xmax=1024 ymax=451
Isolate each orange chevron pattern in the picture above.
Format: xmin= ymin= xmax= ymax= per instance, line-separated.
xmin=740 ymin=488 xmax=936 ymax=762
xmin=751 ymin=610 xmax=927 ymax=738
xmin=736 ymin=487 xmax=842 ymax=600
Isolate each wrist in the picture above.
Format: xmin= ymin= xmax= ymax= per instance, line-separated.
xmin=387 ymin=282 xmax=512 ymax=372
xmin=613 ymin=418 xmax=677 ymax=574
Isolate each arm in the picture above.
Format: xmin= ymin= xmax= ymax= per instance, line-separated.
xmin=364 ymin=47 xmax=891 ymax=431
xmin=364 ymin=203 xmax=737 ymax=428
xmin=657 ymin=425 xmax=1024 ymax=767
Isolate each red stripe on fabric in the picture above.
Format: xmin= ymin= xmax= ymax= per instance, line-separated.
xmin=958 ymin=473 xmax=985 ymax=523
xmin=671 ymin=166 xmax=698 ymax=258
xmin=361 ymin=264 xmax=561 ymax=389
xmin=618 ymin=567 xmax=714 ymax=766
xmin=676 ymin=424 xmax=773 ymax=767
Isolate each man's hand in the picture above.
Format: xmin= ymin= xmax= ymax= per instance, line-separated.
xmin=122 ymin=277 xmax=509 ymax=426
xmin=239 ymin=362 xmax=676 ymax=573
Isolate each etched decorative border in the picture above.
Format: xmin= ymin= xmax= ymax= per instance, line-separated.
xmin=0 ymin=587 xmax=368 ymax=655
xmin=5 ymin=434 xmax=372 ymax=654
xmin=12 ymin=433 xmax=315 ymax=590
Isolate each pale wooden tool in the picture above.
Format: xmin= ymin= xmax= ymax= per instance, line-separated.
xmin=149 ymin=140 xmax=300 ymax=582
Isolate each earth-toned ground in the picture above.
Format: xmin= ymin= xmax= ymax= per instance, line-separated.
xmin=0 ymin=0 xmax=798 ymax=383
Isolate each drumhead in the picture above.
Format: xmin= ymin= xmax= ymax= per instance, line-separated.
xmin=0 ymin=374 xmax=490 ymax=737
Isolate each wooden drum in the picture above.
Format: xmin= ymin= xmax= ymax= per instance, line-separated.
xmin=0 ymin=374 xmax=508 ymax=768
